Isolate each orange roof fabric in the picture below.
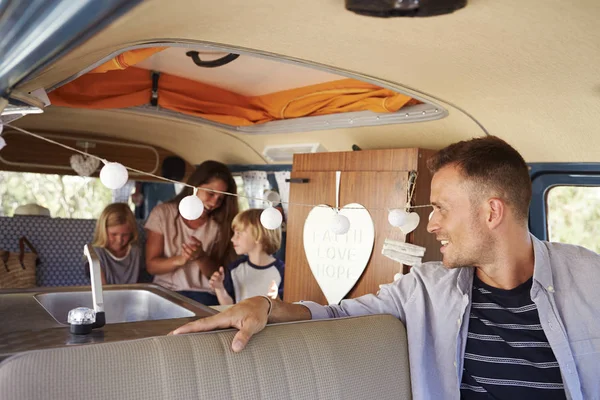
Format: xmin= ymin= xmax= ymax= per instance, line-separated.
xmin=49 ymin=67 xmax=417 ymax=126
xmin=89 ymin=48 xmax=166 ymax=73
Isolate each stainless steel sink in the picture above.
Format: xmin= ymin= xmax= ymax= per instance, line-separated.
xmin=34 ymin=288 xmax=196 ymax=324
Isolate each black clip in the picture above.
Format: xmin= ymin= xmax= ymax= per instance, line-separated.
xmin=150 ymin=71 xmax=160 ymax=106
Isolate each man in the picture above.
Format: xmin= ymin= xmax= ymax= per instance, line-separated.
xmin=172 ymin=136 xmax=600 ymax=399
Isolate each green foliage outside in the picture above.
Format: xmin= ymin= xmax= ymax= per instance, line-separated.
xmin=0 ymin=172 xmax=119 ymax=219
xmin=233 ymin=175 xmax=250 ymax=211
xmin=547 ymin=186 xmax=600 ymax=253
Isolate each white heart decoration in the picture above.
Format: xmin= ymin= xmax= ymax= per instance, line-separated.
xmin=400 ymin=212 xmax=420 ymax=235
xmin=303 ymin=203 xmax=375 ymax=304
xmin=70 ymin=154 xmax=100 ymax=177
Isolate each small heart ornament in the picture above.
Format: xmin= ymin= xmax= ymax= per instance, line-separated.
xmin=400 ymin=212 xmax=420 ymax=235
xmin=303 ymin=203 xmax=375 ymax=304
xmin=70 ymin=154 xmax=100 ymax=177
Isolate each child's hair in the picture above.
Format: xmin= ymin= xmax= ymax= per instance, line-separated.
xmin=232 ymin=209 xmax=282 ymax=255
xmin=168 ymin=160 xmax=239 ymax=265
xmin=92 ymin=203 xmax=138 ymax=248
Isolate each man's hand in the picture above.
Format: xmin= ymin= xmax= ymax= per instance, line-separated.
xmin=169 ymin=296 xmax=271 ymax=352
xmin=209 ymin=266 xmax=226 ymax=291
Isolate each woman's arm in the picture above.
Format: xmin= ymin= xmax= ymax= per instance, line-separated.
xmin=145 ymin=230 xmax=187 ymax=274
xmin=185 ymin=236 xmax=218 ymax=278
xmin=195 ymin=253 xmax=219 ymax=279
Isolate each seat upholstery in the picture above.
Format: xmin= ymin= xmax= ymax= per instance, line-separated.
xmin=0 ymin=216 xmax=146 ymax=286
xmin=0 ymin=315 xmax=411 ymax=400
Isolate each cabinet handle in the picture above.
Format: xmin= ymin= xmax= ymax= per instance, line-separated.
xmin=285 ymin=178 xmax=310 ymax=183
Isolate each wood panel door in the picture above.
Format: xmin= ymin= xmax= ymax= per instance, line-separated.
xmin=284 ymin=170 xmax=410 ymax=304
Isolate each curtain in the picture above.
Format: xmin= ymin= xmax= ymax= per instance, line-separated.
xmin=274 ymin=171 xmax=291 ymax=220
xmin=112 ymin=180 xmax=135 ymax=204
xmin=48 ymin=67 xmax=418 ymax=126
xmin=241 ymin=171 xmax=271 ymax=209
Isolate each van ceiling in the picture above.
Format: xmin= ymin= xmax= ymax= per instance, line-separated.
xmin=11 ymin=0 xmax=600 ymax=164
xmin=136 ymin=48 xmax=346 ymax=96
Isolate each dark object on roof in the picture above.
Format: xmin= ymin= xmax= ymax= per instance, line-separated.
xmin=161 ymin=156 xmax=186 ymax=181
xmin=345 ymin=0 xmax=467 ymax=18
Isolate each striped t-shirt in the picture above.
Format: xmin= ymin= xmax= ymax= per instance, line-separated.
xmin=460 ymin=275 xmax=566 ymax=399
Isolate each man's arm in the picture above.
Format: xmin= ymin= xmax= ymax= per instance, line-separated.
xmin=169 ymin=264 xmax=418 ymax=353
xmin=169 ymin=281 xmax=409 ymax=352
xmin=170 ymin=296 xmax=311 ymax=352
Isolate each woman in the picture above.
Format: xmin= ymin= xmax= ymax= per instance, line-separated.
xmin=144 ymin=160 xmax=238 ymax=305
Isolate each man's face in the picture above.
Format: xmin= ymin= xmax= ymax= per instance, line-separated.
xmin=426 ymin=164 xmax=493 ymax=269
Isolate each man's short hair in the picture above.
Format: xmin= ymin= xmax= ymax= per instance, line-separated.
xmin=232 ymin=208 xmax=282 ymax=255
xmin=427 ymin=136 xmax=532 ymax=221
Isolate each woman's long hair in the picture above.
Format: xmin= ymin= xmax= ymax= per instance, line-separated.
xmin=92 ymin=203 xmax=138 ymax=248
xmin=168 ymin=160 xmax=238 ymax=268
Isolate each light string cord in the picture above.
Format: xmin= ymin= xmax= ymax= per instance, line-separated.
xmin=5 ymin=124 xmax=433 ymax=212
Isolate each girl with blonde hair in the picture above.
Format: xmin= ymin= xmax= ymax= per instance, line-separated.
xmin=86 ymin=202 xmax=142 ymax=284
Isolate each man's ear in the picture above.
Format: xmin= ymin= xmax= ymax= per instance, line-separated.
xmin=486 ymin=198 xmax=505 ymax=229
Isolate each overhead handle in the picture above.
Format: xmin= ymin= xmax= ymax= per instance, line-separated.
xmin=185 ymin=51 xmax=240 ymax=68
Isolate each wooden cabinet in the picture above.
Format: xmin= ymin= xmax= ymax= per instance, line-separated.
xmin=283 ymin=148 xmax=442 ymax=304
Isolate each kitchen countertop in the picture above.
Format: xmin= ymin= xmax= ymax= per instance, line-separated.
xmin=0 ymin=284 xmax=216 ymax=361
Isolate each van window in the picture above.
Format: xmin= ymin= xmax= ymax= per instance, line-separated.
xmin=0 ymin=171 xmax=134 ymax=218
xmin=546 ymin=185 xmax=600 ymax=253
xmin=234 ymin=175 xmax=250 ymax=212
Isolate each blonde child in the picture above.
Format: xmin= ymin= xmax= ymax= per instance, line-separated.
xmin=210 ymin=208 xmax=284 ymax=305
xmin=85 ymin=203 xmax=142 ymax=284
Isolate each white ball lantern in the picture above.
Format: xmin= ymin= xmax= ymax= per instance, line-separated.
xmin=388 ymin=209 xmax=408 ymax=227
xmin=264 ymin=190 xmax=281 ymax=206
xmin=99 ymin=162 xmax=129 ymax=189
xmin=330 ymin=213 xmax=350 ymax=235
xmin=260 ymin=206 xmax=283 ymax=230
xmin=179 ymin=193 xmax=204 ymax=220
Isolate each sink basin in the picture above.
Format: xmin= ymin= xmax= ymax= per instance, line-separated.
xmin=34 ymin=289 xmax=195 ymax=324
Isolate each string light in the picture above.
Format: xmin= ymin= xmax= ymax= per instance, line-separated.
xmin=0 ymin=120 xmax=5 ymax=150
xmin=260 ymin=206 xmax=283 ymax=230
xmin=263 ymin=190 xmax=281 ymax=206
xmin=178 ymin=188 xmax=204 ymax=220
xmin=330 ymin=213 xmax=351 ymax=235
xmin=99 ymin=161 xmax=128 ymax=189
xmin=5 ymin=124 xmax=433 ymax=231
xmin=387 ymin=208 xmax=409 ymax=227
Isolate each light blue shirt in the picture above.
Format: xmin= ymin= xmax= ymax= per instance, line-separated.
xmin=302 ymin=235 xmax=600 ymax=399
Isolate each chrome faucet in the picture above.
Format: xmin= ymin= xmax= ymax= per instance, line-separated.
xmin=68 ymin=244 xmax=106 ymax=334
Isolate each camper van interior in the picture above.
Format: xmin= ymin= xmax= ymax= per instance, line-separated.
xmin=0 ymin=0 xmax=599 ymax=399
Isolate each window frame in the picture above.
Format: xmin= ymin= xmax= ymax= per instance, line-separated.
xmin=528 ymin=163 xmax=600 ymax=241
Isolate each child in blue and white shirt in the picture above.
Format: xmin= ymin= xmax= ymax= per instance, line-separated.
xmin=210 ymin=208 xmax=284 ymax=304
